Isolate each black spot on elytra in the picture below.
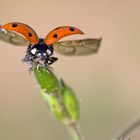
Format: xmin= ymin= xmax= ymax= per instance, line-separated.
xmin=12 ymin=23 xmax=18 ymax=28
xmin=69 ymin=27 xmax=75 ymax=31
xmin=28 ymin=32 xmax=32 ymax=37
xmin=53 ymin=34 xmax=58 ymax=38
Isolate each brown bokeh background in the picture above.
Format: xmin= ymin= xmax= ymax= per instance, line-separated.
xmin=0 ymin=0 xmax=140 ymax=140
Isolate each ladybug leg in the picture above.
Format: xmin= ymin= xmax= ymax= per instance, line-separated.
xmin=22 ymin=54 xmax=37 ymax=73
xmin=44 ymin=57 xmax=58 ymax=70
xmin=44 ymin=63 xmax=53 ymax=70
xmin=49 ymin=57 xmax=58 ymax=65
xmin=28 ymin=65 xmax=34 ymax=73
xmin=28 ymin=60 xmax=43 ymax=73
xmin=48 ymin=57 xmax=58 ymax=65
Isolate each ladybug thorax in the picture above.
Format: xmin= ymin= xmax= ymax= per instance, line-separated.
xmin=29 ymin=38 xmax=53 ymax=58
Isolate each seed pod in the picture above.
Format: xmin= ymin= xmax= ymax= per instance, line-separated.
xmin=61 ymin=80 xmax=79 ymax=123
xmin=34 ymin=66 xmax=59 ymax=93
xmin=37 ymin=85 xmax=69 ymax=124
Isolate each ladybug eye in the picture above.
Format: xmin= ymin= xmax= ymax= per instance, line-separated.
xmin=37 ymin=53 xmax=41 ymax=57
xmin=12 ymin=23 xmax=18 ymax=28
xmin=43 ymin=53 xmax=46 ymax=56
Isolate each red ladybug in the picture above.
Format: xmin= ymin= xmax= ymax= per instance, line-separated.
xmin=0 ymin=22 xmax=101 ymax=68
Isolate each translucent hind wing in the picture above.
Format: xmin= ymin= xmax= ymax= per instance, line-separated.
xmin=53 ymin=38 xmax=102 ymax=56
xmin=0 ymin=28 xmax=30 ymax=46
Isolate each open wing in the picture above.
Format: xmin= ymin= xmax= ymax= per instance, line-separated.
xmin=45 ymin=26 xmax=84 ymax=45
xmin=53 ymin=38 xmax=102 ymax=56
xmin=0 ymin=22 xmax=39 ymax=46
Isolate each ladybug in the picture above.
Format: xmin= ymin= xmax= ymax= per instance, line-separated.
xmin=0 ymin=22 xmax=101 ymax=69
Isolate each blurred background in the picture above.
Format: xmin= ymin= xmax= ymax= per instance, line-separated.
xmin=0 ymin=0 xmax=140 ymax=140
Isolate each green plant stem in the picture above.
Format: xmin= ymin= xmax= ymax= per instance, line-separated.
xmin=67 ymin=123 xmax=85 ymax=140
xmin=113 ymin=114 xmax=140 ymax=140
xmin=34 ymin=66 xmax=84 ymax=140
xmin=39 ymin=85 xmax=84 ymax=140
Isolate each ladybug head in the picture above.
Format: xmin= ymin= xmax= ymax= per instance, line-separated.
xmin=24 ymin=38 xmax=54 ymax=65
